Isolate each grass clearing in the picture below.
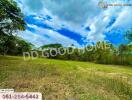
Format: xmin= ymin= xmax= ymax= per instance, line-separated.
xmin=0 ymin=56 xmax=132 ymax=100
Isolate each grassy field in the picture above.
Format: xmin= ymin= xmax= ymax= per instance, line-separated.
xmin=0 ymin=56 xmax=132 ymax=100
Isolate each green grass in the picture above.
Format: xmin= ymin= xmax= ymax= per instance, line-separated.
xmin=0 ymin=56 xmax=132 ymax=100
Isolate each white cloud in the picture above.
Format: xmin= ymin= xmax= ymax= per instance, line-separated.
xmin=86 ymin=6 xmax=132 ymax=42
xmin=110 ymin=7 xmax=132 ymax=29
xmin=18 ymin=24 xmax=81 ymax=47
xmin=15 ymin=0 xmax=132 ymax=46
xmin=15 ymin=0 xmax=100 ymax=36
xmin=42 ymin=0 xmax=100 ymax=24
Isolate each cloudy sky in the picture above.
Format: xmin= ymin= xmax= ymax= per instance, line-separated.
xmin=15 ymin=0 xmax=132 ymax=47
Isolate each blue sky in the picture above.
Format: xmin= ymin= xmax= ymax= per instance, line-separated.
xmin=15 ymin=0 xmax=132 ymax=47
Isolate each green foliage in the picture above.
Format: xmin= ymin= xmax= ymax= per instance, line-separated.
xmin=40 ymin=43 xmax=62 ymax=49
xmin=0 ymin=34 xmax=32 ymax=55
xmin=39 ymin=42 xmax=132 ymax=66
xmin=0 ymin=0 xmax=28 ymax=55
xmin=0 ymin=0 xmax=26 ymax=35
xmin=16 ymin=38 xmax=33 ymax=54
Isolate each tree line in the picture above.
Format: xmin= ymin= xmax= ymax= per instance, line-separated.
xmin=37 ymin=40 xmax=132 ymax=66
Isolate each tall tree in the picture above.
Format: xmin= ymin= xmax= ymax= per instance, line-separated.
xmin=0 ymin=0 xmax=26 ymax=55
xmin=0 ymin=0 xmax=26 ymax=35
